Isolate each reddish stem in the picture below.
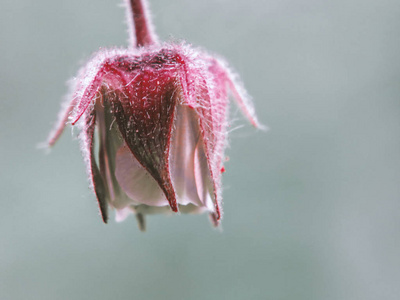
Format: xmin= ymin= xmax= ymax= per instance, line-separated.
xmin=127 ymin=0 xmax=158 ymax=47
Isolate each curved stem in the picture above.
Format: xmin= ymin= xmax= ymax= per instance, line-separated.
xmin=126 ymin=0 xmax=158 ymax=48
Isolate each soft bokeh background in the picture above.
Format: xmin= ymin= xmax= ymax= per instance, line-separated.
xmin=1 ymin=0 xmax=399 ymax=299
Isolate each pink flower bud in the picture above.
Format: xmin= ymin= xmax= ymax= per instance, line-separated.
xmin=48 ymin=0 xmax=262 ymax=230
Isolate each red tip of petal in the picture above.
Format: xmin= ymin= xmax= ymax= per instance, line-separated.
xmin=209 ymin=212 xmax=220 ymax=227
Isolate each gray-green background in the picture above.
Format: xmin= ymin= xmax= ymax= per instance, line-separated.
xmin=1 ymin=0 xmax=399 ymax=299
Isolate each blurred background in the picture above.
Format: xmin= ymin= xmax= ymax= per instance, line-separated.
xmin=1 ymin=0 xmax=399 ymax=299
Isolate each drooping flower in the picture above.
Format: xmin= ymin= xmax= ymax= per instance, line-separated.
xmin=48 ymin=0 xmax=263 ymax=230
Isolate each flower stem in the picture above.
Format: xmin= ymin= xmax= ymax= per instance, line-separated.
xmin=126 ymin=0 xmax=158 ymax=48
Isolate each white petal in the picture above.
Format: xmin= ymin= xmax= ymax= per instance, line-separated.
xmin=194 ymin=135 xmax=215 ymax=211
xmin=115 ymin=144 xmax=168 ymax=207
xmin=115 ymin=207 xmax=133 ymax=222
xmin=170 ymin=105 xmax=204 ymax=207
xmin=94 ymin=96 xmax=132 ymax=211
